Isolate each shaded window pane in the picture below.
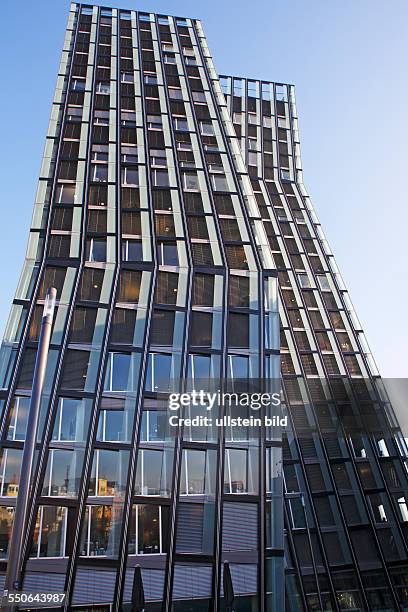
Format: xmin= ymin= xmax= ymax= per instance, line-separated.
xmin=111 ymin=308 xmax=136 ymax=344
xmin=118 ymin=269 xmax=141 ymax=303
xmin=190 ymin=312 xmax=212 ymax=347
xmin=228 ymin=313 xmax=249 ymax=348
xmin=229 ymin=275 xmax=249 ymax=308
xmin=155 ymin=271 xmax=178 ymax=304
xmin=150 ymin=310 xmax=175 ymax=346
xmin=30 ymin=506 xmax=67 ymax=558
xmin=192 ymin=274 xmax=214 ymax=307
xmin=61 ymin=350 xmax=90 ymax=390
xmin=79 ymin=268 xmax=105 ymax=302
xmin=69 ymin=307 xmax=97 ymax=344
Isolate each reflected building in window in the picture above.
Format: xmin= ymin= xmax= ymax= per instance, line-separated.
xmin=0 ymin=3 xmax=407 ymax=612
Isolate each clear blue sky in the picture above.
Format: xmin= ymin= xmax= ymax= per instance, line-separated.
xmin=1 ymin=0 xmax=407 ymax=376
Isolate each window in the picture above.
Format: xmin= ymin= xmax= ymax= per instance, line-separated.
xmin=228 ymin=310 xmax=250 ymax=348
xmin=121 ymin=167 xmax=139 ymax=186
xmin=317 ymin=275 xmax=331 ymax=291
xmin=211 ymin=174 xmax=229 ymax=192
xmin=135 ymin=449 xmax=173 ymax=496
xmin=228 ymin=275 xmax=249 ymax=308
xmin=89 ymin=184 xmax=107 ymax=206
xmin=121 ymin=72 xmax=134 ymax=83
xmin=94 ymin=109 xmax=110 ymax=126
xmin=0 ymin=507 xmax=14 ymax=558
xmin=190 ymin=312 xmax=212 ymax=347
xmin=80 ymin=505 xmax=119 ymax=556
xmin=145 ymin=353 xmax=172 ymax=392
xmin=147 ymin=115 xmax=163 ymax=130
xmin=157 ymin=241 xmax=178 ymax=266
xmin=192 ymin=243 xmax=214 ymax=266
xmin=248 ymin=152 xmax=257 ymax=166
xmin=367 ymin=493 xmax=389 ymax=523
xmin=96 ymin=82 xmax=110 ymax=94
xmin=87 ymin=209 xmax=107 ymax=233
xmin=180 ymin=449 xmax=216 ymax=495
xmin=188 ymin=354 xmax=212 ymax=384
xmin=89 ymin=449 xmax=129 ymax=497
xmin=152 ymin=169 xmax=170 ymax=187
xmin=129 ymin=504 xmax=169 ymax=555
xmin=200 ymin=121 xmax=214 ymax=136
xmin=97 ymin=400 xmax=129 ymax=443
xmin=52 ymin=398 xmax=90 ymax=442
xmin=118 ymin=269 xmax=141 ymax=303
xmin=61 ymin=350 xmax=90 ymax=390
xmin=104 ymin=352 xmax=133 ymax=392
xmin=173 ymin=117 xmax=189 ymax=131
xmin=30 ymin=506 xmax=67 ymax=558
xmin=192 ymin=91 xmax=206 ymax=102
xmin=91 ymin=163 xmax=108 ymax=182
xmin=226 ymin=245 xmax=248 ymax=269
xmin=168 ymin=87 xmax=183 ymax=100
xmin=396 ymin=496 xmax=408 ymax=522
xmin=0 ymin=449 xmax=22 ymax=497
xmin=220 ymin=218 xmax=241 ymax=241
xmin=121 ymin=145 xmax=138 ymax=164
xmin=55 ymin=183 xmax=76 ymax=204
xmin=122 ymin=239 xmax=143 ymax=262
xmin=121 ymin=211 xmax=141 ymax=236
xmin=224 ymin=448 xmax=257 ymax=493
xmin=78 ymin=268 xmax=104 ymax=302
xmin=48 ymin=235 xmax=71 ymax=259
xmin=86 ymin=238 xmax=106 ymax=262
xmin=188 ymin=216 xmax=209 ymax=240
xmin=6 ymin=396 xmax=29 ymax=441
xmin=69 ymin=307 xmax=97 ymax=344
xmin=192 ymin=274 xmax=214 ymax=307
xmin=182 ymin=172 xmax=199 ymax=191
xmin=150 ymin=310 xmax=175 ymax=346
xmin=298 ymin=274 xmax=312 ymax=289
xmin=111 ymin=308 xmax=136 ymax=344
xmin=155 ymin=271 xmax=178 ymax=304
xmin=144 ymin=74 xmax=158 ymax=85
xmin=140 ymin=410 xmax=169 ymax=442
xmin=185 ymin=56 xmax=198 ymax=66
xmin=163 ymin=53 xmax=176 ymax=64
xmin=42 ymin=449 xmax=83 ymax=497
xmin=227 ymin=355 xmax=249 ymax=380
xmin=150 ymin=148 xmax=167 ymax=167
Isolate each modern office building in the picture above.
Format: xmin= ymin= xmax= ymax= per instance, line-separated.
xmin=0 ymin=3 xmax=406 ymax=611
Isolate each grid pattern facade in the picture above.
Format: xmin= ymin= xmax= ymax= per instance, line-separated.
xmin=0 ymin=4 xmax=281 ymax=611
xmin=220 ymin=75 xmax=408 ymax=610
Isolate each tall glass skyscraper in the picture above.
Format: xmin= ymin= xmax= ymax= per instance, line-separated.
xmin=0 ymin=4 xmax=406 ymax=611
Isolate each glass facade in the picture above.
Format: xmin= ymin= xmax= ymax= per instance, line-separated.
xmin=0 ymin=3 xmax=406 ymax=611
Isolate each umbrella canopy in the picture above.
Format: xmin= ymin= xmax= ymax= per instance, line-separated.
xmin=131 ymin=564 xmax=145 ymax=612
xmin=223 ymin=561 xmax=235 ymax=611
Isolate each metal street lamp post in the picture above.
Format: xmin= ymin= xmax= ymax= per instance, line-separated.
xmin=3 ymin=287 xmax=57 ymax=608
